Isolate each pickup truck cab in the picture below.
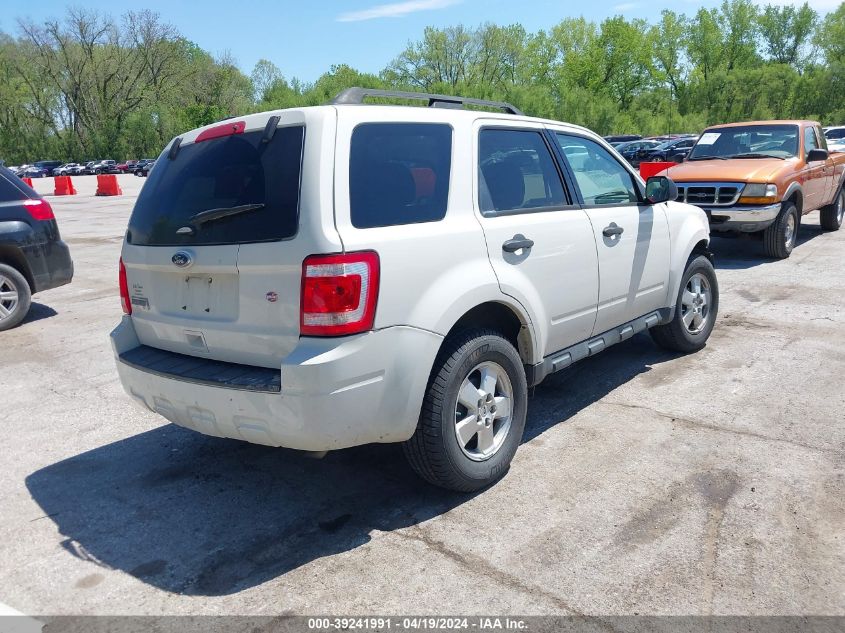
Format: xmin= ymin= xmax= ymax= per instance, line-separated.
xmin=664 ymin=120 xmax=845 ymax=258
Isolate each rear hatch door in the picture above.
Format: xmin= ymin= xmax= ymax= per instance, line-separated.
xmin=122 ymin=112 xmax=313 ymax=368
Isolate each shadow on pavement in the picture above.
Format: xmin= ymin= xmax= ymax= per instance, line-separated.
xmin=26 ymin=333 xmax=678 ymax=596
xmin=21 ymin=302 xmax=58 ymax=325
xmin=710 ymin=221 xmax=827 ymax=270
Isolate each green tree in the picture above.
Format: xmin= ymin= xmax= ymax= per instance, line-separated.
xmin=759 ymin=3 xmax=818 ymax=68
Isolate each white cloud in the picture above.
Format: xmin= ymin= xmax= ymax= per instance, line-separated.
xmin=337 ymin=0 xmax=462 ymax=22
xmin=613 ymin=2 xmax=641 ymax=11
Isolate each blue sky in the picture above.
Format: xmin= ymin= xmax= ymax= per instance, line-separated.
xmin=4 ymin=0 xmax=839 ymax=83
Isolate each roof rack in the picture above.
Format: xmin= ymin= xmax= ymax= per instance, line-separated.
xmin=331 ymin=87 xmax=524 ymax=116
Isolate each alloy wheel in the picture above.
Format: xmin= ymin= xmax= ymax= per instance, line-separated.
xmin=454 ymin=361 xmax=513 ymax=461
xmin=681 ymin=273 xmax=712 ymax=334
xmin=0 ymin=274 xmax=20 ymax=322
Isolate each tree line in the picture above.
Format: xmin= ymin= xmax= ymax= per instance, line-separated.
xmin=1 ymin=1 xmax=844 ymax=164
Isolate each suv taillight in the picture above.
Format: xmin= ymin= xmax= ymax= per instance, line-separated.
xmin=301 ymin=252 xmax=379 ymax=336
xmin=23 ymin=199 xmax=55 ymax=221
xmin=119 ymin=258 xmax=132 ymax=315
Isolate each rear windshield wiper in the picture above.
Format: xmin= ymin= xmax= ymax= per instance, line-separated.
xmin=187 ymin=203 xmax=265 ymax=226
xmin=729 ymin=153 xmax=786 ymax=160
xmin=687 ymin=155 xmax=729 ymax=161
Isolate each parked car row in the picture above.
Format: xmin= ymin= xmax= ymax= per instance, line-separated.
xmin=5 ymin=158 xmax=157 ymax=179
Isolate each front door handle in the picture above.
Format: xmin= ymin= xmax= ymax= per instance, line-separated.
xmin=603 ymin=223 xmax=624 ymax=237
xmin=502 ymin=236 xmax=534 ymax=252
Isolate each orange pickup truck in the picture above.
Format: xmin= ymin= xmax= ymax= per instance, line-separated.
xmin=663 ymin=120 xmax=845 ymax=258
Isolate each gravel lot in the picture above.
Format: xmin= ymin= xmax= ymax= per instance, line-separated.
xmin=1 ymin=173 xmax=843 ymax=616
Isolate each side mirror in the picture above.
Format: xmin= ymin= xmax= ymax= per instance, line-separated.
xmin=645 ymin=176 xmax=678 ymax=204
xmin=807 ymin=148 xmax=829 ymax=163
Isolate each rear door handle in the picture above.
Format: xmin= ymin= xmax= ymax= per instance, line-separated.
xmin=602 ymin=223 xmax=624 ymax=237
xmin=502 ymin=236 xmax=534 ymax=252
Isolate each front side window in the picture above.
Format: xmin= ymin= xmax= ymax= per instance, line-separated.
xmin=478 ymin=129 xmax=566 ymax=214
xmin=555 ymin=134 xmax=640 ymax=206
xmin=350 ymin=123 xmax=452 ymax=229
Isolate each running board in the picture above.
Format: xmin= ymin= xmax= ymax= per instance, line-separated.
xmin=525 ymin=309 xmax=671 ymax=386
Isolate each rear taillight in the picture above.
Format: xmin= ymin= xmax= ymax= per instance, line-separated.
xmin=23 ymin=199 xmax=54 ymax=221
xmin=301 ymin=252 xmax=379 ymax=336
xmin=119 ymin=258 xmax=132 ymax=315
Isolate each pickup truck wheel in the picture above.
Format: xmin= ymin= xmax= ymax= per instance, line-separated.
xmin=820 ymin=187 xmax=844 ymax=231
xmin=763 ymin=202 xmax=798 ymax=259
xmin=403 ymin=330 xmax=527 ymax=492
xmin=0 ymin=264 xmax=32 ymax=332
xmin=650 ymin=255 xmax=718 ymax=354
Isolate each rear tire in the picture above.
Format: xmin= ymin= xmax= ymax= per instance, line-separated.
xmin=650 ymin=255 xmax=718 ymax=354
xmin=403 ymin=330 xmax=528 ymax=492
xmin=763 ymin=201 xmax=798 ymax=259
xmin=820 ymin=187 xmax=844 ymax=231
xmin=0 ymin=263 xmax=32 ymax=332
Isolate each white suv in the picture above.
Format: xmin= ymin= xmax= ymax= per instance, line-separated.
xmin=111 ymin=88 xmax=718 ymax=491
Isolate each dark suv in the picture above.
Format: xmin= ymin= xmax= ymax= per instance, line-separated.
xmin=0 ymin=165 xmax=73 ymax=330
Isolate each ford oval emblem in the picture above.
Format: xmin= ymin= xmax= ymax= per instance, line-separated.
xmin=171 ymin=251 xmax=192 ymax=268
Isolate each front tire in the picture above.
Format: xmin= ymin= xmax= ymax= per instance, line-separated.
xmin=820 ymin=187 xmax=844 ymax=231
xmin=403 ymin=330 xmax=528 ymax=492
xmin=763 ymin=201 xmax=798 ymax=259
xmin=0 ymin=263 xmax=32 ymax=332
xmin=650 ymin=255 xmax=719 ymax=353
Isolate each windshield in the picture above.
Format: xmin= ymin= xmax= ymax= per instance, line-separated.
xmin=127 ymin=126 xmax=304 ymax=246
xmin=688 ymin=124 xmax=799 ymax=160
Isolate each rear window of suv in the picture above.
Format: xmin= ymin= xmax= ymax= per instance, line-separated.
xmin=349 ymin=123 xmax=452 ymax=228
xmin=127 ymin=126 xmax=304 ymax=246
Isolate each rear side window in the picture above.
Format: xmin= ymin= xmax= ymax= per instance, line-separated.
xmin=350 ymin=123 xmax=452 ymax=229
xmin=127 ymin=126 xmax=304 ymax=246
xmin=478 ymin=129 xmax=566 ymax=214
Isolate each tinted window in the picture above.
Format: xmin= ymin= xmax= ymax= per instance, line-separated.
xmin=804 ymin=127 xmax=819 ymax=155
xmin=826 ymin=128 xmax=845 ymax=140
xmin=0 ymin=170 xmax=29 ymax=202
xmin=478 ymin=129 xmax=565 ymax=214
xmin=127 ymin=126 xmax=304 ymax=246
xmin=349 ymin=123 xmax=451 ymax=229
xmin=556 ymin=134 xmax=639 ymax=206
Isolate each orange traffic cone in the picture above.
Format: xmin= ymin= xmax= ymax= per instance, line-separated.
xmin=95 ymin=174 xmax=122 ymax=196
xmin=22 ymin=177 xmax=34 ymax=187
xmin=54 ymin=176 xmax=77 ymax=196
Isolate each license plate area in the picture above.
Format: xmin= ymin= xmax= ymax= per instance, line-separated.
xmin=157 ymin=272 xmax=239 ymax=320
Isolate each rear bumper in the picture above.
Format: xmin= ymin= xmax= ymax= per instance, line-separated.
xmin=705 ymin=203 xmax=781 ymax=232
xmin=110 ymin=316 xmax=443 ymax=451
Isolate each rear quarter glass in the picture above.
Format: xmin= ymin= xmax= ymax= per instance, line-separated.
xmin=349 ymin=122 xmax=452 ymax=229
xmin=126 ymin=126 xmax=305 ymax=246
